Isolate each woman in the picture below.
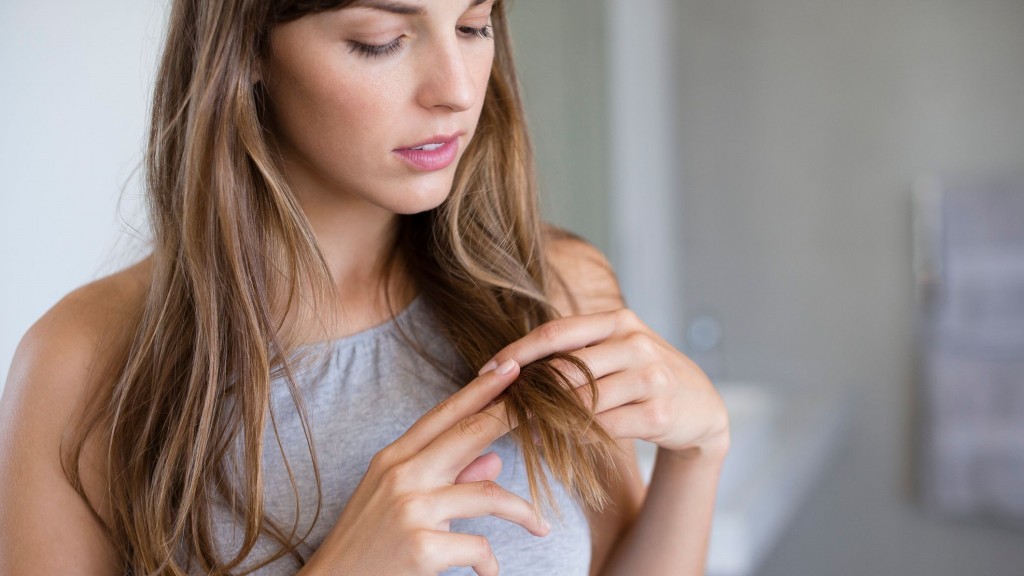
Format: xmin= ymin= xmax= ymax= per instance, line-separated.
xmin=0 ymin=0 xmax=730 ymax=574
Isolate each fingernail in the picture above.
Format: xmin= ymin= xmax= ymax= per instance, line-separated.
xmin=543 ymin=519 xmax=552 ymax=532
xmin=478 ymin=359 xmax=497 ymax=376
xmin=497 ymin=359 xmax=516 ymax=375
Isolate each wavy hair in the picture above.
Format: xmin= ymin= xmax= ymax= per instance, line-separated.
xmin=62 ymin=0 xmax=624 ymax=573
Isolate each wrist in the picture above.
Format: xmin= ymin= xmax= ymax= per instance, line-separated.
xmin=660 ymin=433 xmax=730 ymax=466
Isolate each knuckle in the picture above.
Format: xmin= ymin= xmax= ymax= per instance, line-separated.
xmin=626 ymin=330 xmax=657 ymax=357
xmin=643 ymin=363 xmax=672 ymax=392
xmin=538 ymin=320 xmax=563 ymax=344
xmin=478 ymin=480 xmax=504 ymax=502
xmin=615 ymin=307 xmax=639 ymax=328
xmin=717 ymin=415 xmax=733 ymax=446
xmin=713 ymin=403 xmax=732 ymax=441
xmin=382 ymin=461 xmax=418 ymax=492
xmin=647 ymin=402 xmax=671 ymax=429
xmin=409 ymin=530 xmax=437 ymax=563
xmin=396 ymin=493 xmax=429 ymax=526
xmin=430 ymin=396 xmax=458 ymax=419
xmin=473 ymin=535 xmax=494 ymax=563
xmin=369 ymin=448 xmax=396 ymax=474
xmin=457 ymin=413 xmax=489 ymax=438
xmin=719 ymin=404 xmax=733 ymax=431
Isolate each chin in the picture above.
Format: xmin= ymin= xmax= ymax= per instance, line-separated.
xmin=387 ymin=177 xmax=456 ymax=215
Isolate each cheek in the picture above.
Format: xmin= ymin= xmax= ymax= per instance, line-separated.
xmin=472 ymin=48 xmax=495 ymax=104
xmin=273 ymin=56 xmax=398 ymax=161
xmin=319 ymin=69 xmax=401 ymax=139
xmin=264 ymin=36 xmax=495 ymax=207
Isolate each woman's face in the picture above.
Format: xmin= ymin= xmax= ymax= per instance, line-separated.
xmin=261 ymin=0 xmax=496 ymax=215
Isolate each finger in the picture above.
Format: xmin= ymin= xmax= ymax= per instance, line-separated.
xmin=432 ymin=481 xmax=551 ymax=536
xmin=477 ymin=309 xmax=641 ymax=375
xmin=455 ymin=451 xmax=503 ymax=484
xmin=416 ymin=531 xmax=499 ymax=576
xmin=531 ymin=369 xmax=646 ymax=446
xmin=562 ymin=368 xmax=647 ymax=417
xmin=390 ymin=360 xmax=520 ymax=458
xmin=592 ymin=402 xmax=662 ymax=442
xmin=419 ymin=368 xmax=642 ymax=482
xmin=545 ymin=342 xmax=633 ymax=387
xmin=417 ymin=401 xmax=524 ymax=481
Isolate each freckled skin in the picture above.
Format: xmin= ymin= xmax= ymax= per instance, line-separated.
xmin=261 ymin=3 xmax=496 ymax=216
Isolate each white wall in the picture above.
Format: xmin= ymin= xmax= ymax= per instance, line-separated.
xmin=0 ymin=2 xmax=165 ymax=389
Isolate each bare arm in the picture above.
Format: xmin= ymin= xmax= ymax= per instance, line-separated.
xmin=598 ymin=445 xmax=727 ymax=576
xmin=544 ymin=232 xmax=729 ymax=576
xmin=0 ymin=293 xmax=124 ymax=575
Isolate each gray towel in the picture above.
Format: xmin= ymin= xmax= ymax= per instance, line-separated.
xmin=914 ymin=174 xmax=1024 ymax=528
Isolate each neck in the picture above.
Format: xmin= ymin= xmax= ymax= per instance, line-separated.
xmin=302 ymin=190 xmax=402 ymax=300
xmin=283 ymin=164 xmax=417 ymax=341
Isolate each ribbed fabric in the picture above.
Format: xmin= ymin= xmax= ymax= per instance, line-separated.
xmin=193 ymin=295 xmax=592 ymax=575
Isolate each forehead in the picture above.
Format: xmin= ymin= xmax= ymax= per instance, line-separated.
xmin=347 ymin=0 xmax=492 ymax=16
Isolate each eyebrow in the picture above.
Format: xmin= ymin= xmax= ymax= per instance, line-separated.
xmin=349 ymin=0 xmax=490 ymax=16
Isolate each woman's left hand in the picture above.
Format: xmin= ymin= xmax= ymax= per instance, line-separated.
xmin=477 ymin=308 xmax=730 ymax=461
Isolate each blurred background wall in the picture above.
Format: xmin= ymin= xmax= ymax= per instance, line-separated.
xmin=510 ymin=0 xmax=1024 ymax=574
xmin=665 ymin=1 xmax=1024 ymax=574
xmin=506 ymin=0 xmax=611 ymax=254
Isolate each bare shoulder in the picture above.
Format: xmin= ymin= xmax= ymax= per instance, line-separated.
xmin=543 ymin=224 xmax=625 ymax=317
xmin=3 ymin=253 xmax=152 ymax=469
xmin=0 ymin=255 xmax=151 ymax=574
xmin=8 ymin=255 xmax=151 ymax=394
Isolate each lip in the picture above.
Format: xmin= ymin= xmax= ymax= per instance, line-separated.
xmin=396 ymin=131 xmax=464 ymax=151
xmin=392 ymin=131 xmax=464 ymax=172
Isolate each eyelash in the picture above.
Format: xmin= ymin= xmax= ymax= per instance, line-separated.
xmin=348 ymin=24 xmax=493 ymax=59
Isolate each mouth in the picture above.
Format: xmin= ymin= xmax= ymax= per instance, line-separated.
xmin=392 ymin=131 xmax=465 ymax=172
xmin=395 ymin=131 xmax=465 ymax=151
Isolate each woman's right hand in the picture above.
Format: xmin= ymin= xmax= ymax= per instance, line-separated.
xmin=303 ymin=359 xmax=550 ymax=576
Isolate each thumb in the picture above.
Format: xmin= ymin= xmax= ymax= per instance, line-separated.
xmin=454 ymin=451 xmax=503 ymax=484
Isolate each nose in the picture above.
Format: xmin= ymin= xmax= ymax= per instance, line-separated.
xmin=416 ymin=36 xmax=478 ymax=112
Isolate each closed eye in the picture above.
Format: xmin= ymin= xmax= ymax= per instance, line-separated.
xmin=348 ymin=23 xmax=493 ymax=59
xmin=348 ymin=37 xmax=405 ymax=58
xmin=458 ymin=24 xmax=493 ymax=39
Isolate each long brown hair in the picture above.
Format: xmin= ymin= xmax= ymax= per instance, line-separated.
xmin=63 ymin=0 xmax=624 ymax=573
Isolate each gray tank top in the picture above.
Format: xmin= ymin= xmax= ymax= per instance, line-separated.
xmin=196 ymin=295 xmax=593 ymax=575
